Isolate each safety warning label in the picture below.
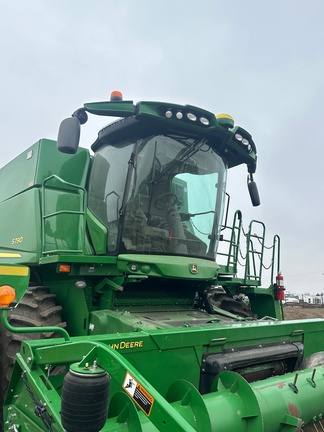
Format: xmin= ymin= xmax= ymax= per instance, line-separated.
xmin=122 ymin=371 xmax=154 ymax=416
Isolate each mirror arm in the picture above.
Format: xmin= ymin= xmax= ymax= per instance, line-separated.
xmin=72 ymin=108 xmax=88 ymax=125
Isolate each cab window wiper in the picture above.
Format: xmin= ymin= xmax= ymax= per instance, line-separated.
xmin=151 ymin=138 xmax=207 ymax=184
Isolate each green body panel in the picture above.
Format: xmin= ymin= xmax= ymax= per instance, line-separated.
xmin=117 ymin=254 xmax=219 ymax=280
xmin=246 ymin=287 xmax=284 ymax=318
xmin=0 ymin=140 xmax=91 ymax=263
xmin=86 ymin=209 xmax=108 ymax=254
xmin=0 ymin=188 xmax=41 ymax=262
xmin=84 ymin=100 xmax=135 ymax=117
xmin=0 ymin=139 xmax=89 ymax=203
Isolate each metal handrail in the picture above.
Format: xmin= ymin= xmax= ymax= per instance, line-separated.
xmin=41 ymin=175 xmax=86 ymax=256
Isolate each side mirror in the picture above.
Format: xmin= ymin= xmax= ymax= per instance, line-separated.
xmin=57 ymin=117 xmax=81 ymax=154
xmin=248 ymin=179 xmax=260 ymax=207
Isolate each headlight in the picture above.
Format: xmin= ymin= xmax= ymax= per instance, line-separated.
xmin=187 ymin=112 xmax=197 ymax=121
xmin=235 ymin=133 xmax=243 ymax=141
xmin=200 ymin=117 xmax=209 ymax=126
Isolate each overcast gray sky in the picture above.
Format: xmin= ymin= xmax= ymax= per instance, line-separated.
xmin=1 ymin=0 xmax=324 ymax=294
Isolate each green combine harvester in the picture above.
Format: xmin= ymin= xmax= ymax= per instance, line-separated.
xmin=1 ymin=91 xmax=324 ymax=431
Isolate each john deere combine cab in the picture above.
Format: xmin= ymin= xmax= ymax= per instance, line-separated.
xmin=1 ymin=92 xmax=324 ymax=431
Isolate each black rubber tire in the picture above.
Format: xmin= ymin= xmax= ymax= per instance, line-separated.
xmin=0 ymin=285 xmax=66 ymax=430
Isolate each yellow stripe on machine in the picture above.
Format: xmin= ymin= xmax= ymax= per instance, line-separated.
xmin=0 ymin=253 xmax=22 ymax=258
xmin=0 ymin=265 xmax=29 ymax=276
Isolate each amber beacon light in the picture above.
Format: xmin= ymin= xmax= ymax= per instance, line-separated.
xmin=0 ymin=285 xmax=16 ymax=308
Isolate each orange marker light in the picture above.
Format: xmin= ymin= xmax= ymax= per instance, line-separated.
xmin=58 ymin=264 xmax=71 ymax=273
xmin=0 ymin=285 xmax=16 ymax=307
xmin=110 ymin=90 xmax=123 ymax=101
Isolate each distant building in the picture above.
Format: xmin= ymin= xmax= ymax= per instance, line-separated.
xmin=302 ymin=294 xmax=323 ymax=305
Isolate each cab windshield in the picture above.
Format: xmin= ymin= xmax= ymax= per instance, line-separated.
xmin=88 ymin=134 xmax=227 ymax=260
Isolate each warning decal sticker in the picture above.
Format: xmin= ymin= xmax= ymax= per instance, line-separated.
xmin=122 ymin=371 xmax=154 ymax=416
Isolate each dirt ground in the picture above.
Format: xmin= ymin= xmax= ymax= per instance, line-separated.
xmin=283 ymin=305 xmax=324 ymax=320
